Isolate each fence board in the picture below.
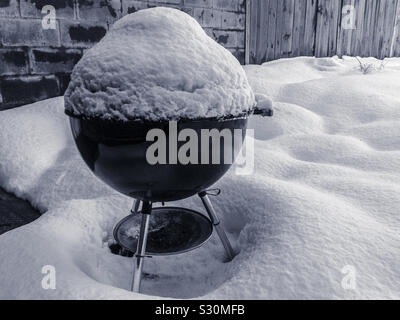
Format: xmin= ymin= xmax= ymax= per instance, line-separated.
xmin=281 ymin=0 xmax=295 ymax=57
xmin=391 ymin=0 xmax=400 ymax=56
xmin=303 ymin=0 xmax=318 ymax=56
xmin=381 ymin=0 xmax=398 ymax=58
xmin=266 ymin=0 xmax=278 ymax=61
xmin=361 ymin=0 xmax=378 ymax=56
xmin=291 ymin=0 xmax=305 ymax=57
xmin=274 ymin=0 xmax=284 ymax=59
xmin=338 ymin=0 xmax=355 ymax=56
xmin=256 ymin=0 xmax=270 ymax=63
xmin=245 ymin=0 xmax=251 ymax=64
xmin=315 ymin=0 xmax=330 ymax=57
xmin=353 ymin=0 xmax=366 ymax=55
xmin=328 ymin=0 xmax=342 ymax=56
xmin=373 ymin=0 xmax=386 ymax=58
xmin=248 ymin=0 xmax=269 ymax=63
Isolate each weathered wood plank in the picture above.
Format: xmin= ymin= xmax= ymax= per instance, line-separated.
xmin=381 ymin=0 xmax=398 ymax=58
xmin=372 ymin=0 xmax=386 ymax=58
xmin=266 ymin=0 xmax=278 ymax=61
xmin=281 ymin=0 xmax=295 ymax=57
xmin=298 ymin=0 xmax=308 ymax=56
xmin=245 ymin=0 xmax=251 ymax=64
xmin=346 ymin=0 xmax=356 ymax=56
xmin=338 ymin=0 xmax=352 ymax=56
xmin=303 ymin=0 xmax=318 ymax=56
xmin=255 ymin=0 xmax=270 ymax=63
xmin=315 ymin=0 xmax=330 ymax=57
xmin=291 ymin=0 xmax=304 ymax=57
xmin=361 ymin=0 xmax=378 ymax=57
xmin=327 ymin=0 xmax=341 ymax=56
xmin=353 ymin=0 xmax=366 ymax=56
xmin=336 ymin=2 xmax=343 ymax=57
xmin=249 ymin=0 xmax=261 ymax=63
xmin=391 ymin=0 xmax=400 ymax=56
xmin=349 ymin=0 xmax=359 ymax=55
xmin=274 ymin=0 xmax=284 ymax=59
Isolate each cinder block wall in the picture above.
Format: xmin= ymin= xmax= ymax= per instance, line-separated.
xmin=0 ymin=0 xmax=246 ymax=110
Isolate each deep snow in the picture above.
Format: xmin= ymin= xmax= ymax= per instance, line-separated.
xmin=65 ymin=7 xmax=255 ymax=122
xmin=0 ymin=56 xmax=400 ymax=299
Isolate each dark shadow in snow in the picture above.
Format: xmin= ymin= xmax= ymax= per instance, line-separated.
xmin=0 ymin=187 xmax=40 ymax=235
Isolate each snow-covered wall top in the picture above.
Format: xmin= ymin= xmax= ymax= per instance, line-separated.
xmin=0 ymin=0 xmax=246 ymax=110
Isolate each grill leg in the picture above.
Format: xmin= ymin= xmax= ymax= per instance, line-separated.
xmin=199 ymin=192 xmax=235 ymax=262
xmin=131 ymin=201 xmax=152 ymax=292
xmin=131 ymin=199 xmax=141 ymax=214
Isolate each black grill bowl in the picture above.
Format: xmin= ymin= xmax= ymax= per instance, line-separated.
xmin=67 ymin=112 xmax=249 ymax=202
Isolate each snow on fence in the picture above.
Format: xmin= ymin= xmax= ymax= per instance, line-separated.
xmin=246 ymin=0 xmax=400 ymax=64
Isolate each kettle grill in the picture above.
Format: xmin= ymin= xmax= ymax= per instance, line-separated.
xmin=67 ymin=107 xmax=272 ymax=293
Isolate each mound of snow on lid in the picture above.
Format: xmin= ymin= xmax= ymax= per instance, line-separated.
xmin=64 ymin=7 xmax=255 ymax=121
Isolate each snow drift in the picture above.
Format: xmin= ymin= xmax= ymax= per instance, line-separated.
xmin=0 ymin=56 xmax=400 ymax=299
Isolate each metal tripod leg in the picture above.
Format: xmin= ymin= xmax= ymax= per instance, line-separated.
xmin=131 ymin=199 xmax=141 ymax=214
xmin=199 ymin=192 xmax=235 ymax=261
xmin=131 ymin=201 xmax=152 ymax=292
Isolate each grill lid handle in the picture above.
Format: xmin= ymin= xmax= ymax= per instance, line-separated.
xmin=253 ymin=106 xmax=273 ymax=117
xmin=253 ymin=94 xmax=274 ymax=117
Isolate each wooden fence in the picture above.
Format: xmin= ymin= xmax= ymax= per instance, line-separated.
xmin=246 ymin=0 xmax=400 ymax=64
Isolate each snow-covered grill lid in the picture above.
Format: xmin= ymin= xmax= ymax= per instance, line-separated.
xmin=64 ymin=7 xmax=256 ymax=122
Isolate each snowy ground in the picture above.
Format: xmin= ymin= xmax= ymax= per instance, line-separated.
xmin=0 ymin=56 xmax=399 ymax=299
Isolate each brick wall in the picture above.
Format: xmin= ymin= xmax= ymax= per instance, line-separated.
xmin=0 ymin=0 xmax=246 ymax=110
